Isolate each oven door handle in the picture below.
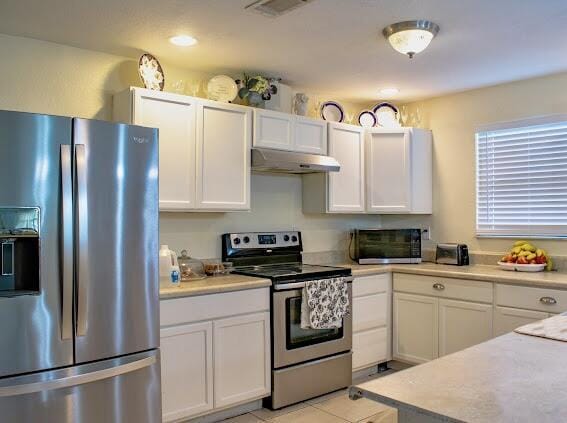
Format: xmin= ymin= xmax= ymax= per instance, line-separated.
xmin=273 ymin=276 xmax=353 ymax=291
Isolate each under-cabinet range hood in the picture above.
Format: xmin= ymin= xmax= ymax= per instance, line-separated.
xmin=251 ymin=148 xmax=340 ymax=174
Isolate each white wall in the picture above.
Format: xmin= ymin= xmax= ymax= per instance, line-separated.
xmin=389 ymin=72 xmax=567 ymax=255
xmin=160 ymin=172 xmax=382 ymax=258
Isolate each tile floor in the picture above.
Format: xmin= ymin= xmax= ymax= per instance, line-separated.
xmin=221 ymin=371 xmax=397 ymax=423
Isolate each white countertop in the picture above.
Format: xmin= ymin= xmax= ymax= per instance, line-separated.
xmin=350 ymin=329 xmax=567 ymax=422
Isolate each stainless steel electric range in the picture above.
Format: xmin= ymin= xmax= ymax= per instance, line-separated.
xmin=222 ymin=231 xmax=353 ymax=409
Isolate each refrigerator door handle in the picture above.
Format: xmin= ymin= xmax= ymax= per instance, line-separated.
xmin=75 ymin=144 xmax=89 ymax=337
xmin=0 ymin=354 xmax=156 ymax=397
xmin=60 ymin=145 xmax=73 ymax=341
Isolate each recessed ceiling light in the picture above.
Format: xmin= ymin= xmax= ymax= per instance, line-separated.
xmin=380 ymin=88 xmax=399 ymax=96
xmin=169 ymin=35 xmax=198 ymax=47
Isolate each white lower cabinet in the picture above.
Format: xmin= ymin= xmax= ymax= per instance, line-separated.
xmin=494 ymin=306 xmax=550 ymax=337
xmin=213 ymin=312 xmax=271 ymax=408
xmin=160 ymin=322 xmax=213 ymax=421
xmin=439 ymin=299 xmax=493 ymax=356
xmin=393 ymin=293 xmax=438 ymax=364
xmin=352 ymin=274 xmax=392 ymax=371
xmin=393 ymin=274 xmax=494 ymax=364
xmin=160 ymin=289 xmax=270 ymax=422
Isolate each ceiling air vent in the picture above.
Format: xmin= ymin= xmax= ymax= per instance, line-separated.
xmin=245 ymin=0 xmax=315 ymax=17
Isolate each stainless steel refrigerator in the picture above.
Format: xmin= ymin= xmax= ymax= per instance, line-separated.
xmin=0 ymin=110 xmax=161 ymax=422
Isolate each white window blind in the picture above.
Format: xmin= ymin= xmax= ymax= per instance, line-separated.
xmin=476 ymin=118 xmax=567 ymax=238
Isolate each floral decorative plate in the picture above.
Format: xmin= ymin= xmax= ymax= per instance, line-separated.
xmin=358 ymin=110 xmax=377 ymax=128
xmin=207 ymin=75 xmax=238 ymax=102
xmin=320 ymin=101 xmax=344 ymax=122
xmin=372 ymin=102 xmax=400 ymax=128
xmin=138 ymin=53 xmax=165 ymax=91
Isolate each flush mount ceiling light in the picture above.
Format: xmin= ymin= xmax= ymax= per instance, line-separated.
xmin=169 ymin=35 xmax=198 ymax=46
xmin=382 ymin=20 xmax=439 ymax=58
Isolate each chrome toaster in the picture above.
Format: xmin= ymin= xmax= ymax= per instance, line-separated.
xmin=435 ymin=243 xmax=469 ymax=266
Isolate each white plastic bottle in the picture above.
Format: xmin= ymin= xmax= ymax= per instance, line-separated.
xmin=159 ymin=245 xmax=180 ymax=288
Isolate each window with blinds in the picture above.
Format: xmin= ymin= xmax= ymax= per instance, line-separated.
xmin=476 ymin=118 xmax=567 ymax=238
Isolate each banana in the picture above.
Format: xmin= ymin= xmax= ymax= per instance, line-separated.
xmin=536 ymin=249 xmax=544 ymax=257
xmin=514 ymin=240 xmax=528 ymax=247
xmin=520 ymin=243 xmax=536 ymax=252
xmin=518 ymin=251 xmax=531 ymax=257
xmin=512 ymin=246 xmax=522 ymax=254
xmin=526 ymin=253 xmax=536 ymax=261
xmin=546 ymin=258 xmax=553 ymax=271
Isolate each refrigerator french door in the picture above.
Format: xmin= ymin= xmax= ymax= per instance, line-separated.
xmin=0 ymin=110 xmax=161 ymax=422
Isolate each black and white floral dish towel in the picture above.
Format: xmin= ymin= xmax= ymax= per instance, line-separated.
xmin=300 ymin=277 xmax=350 ymax=330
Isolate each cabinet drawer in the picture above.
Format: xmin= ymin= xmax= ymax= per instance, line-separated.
xmin=160 ymin=288 xmax=270 ymax=327
xmin=353 ymin=274 xmax=391 ymax=297
xmin=393 ymin=273 xmax=492 ymax=303
xmin=353 ymin=292 xmax=388 ymax=332
xmin=352 ymin=327 xmax=389 ymax=370
xmin=496 ymin=284 xmax=567 ymax=313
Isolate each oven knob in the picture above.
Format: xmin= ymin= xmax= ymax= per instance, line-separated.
xmin=291 ymin=235 xmax=298 ymax=242
xmin=243 ymin=236 xmax=250 ymax=243
xmin=283 ymin=235 xmax=290 ymax=242
xmin=233 ymin=237 xmax=241 ymax=245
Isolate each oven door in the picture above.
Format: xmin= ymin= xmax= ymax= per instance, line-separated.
xmin=273 ymin=282 xmax=352 ymax=368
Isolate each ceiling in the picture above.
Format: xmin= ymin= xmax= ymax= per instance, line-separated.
xmin=2 ymin=0 xmax=567 ymax=102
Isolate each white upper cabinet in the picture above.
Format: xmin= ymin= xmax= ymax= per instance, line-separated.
xmin=196 ymin=100 xmax=251 ymax=210
xmin=253 ymin=109 xmax=327 ymax=155
xmin=328 ymin=123 xmax=365 ymax=212
xmin=130 ymin=89 xmax=197 ymax=211
xmin=294 ymin=116 xmax=328 ymax=155
xmin=302 ymin=122 xmax=364 ymax=213
xmin=366 ymin=128 xmax=432 ymax=214
xmin=253 ymin=109 xmax=293 ymax=151
xmin=113 ymin=88 xmax=251 ymax=212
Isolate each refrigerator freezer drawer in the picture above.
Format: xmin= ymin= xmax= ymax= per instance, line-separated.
xmin=0 ymin=350 xmax=161 ymax=423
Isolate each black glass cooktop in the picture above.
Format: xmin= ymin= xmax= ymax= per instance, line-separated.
xmin=233 ymin=263 xmax=351 ymax=283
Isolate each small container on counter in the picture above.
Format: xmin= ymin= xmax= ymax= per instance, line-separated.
xmin=202 ymin=259 xmax=231 ymax=276
xmin=177 ymin=250 xmax=207 ymax=281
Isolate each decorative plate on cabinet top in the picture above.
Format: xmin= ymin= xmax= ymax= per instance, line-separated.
xmin=207 ymin=75 xmax=238 ymax=102
xmin=320 ymin=101 xmax=344 ymax=122
xmin=373 ymin=102 xmax=400 ymax=128
xmin=358 ymin=110 xmax=377 ymax=128
xmin=138 ymin=53 xmax=165 ymax=91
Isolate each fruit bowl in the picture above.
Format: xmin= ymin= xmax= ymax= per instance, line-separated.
xmin=497 ymin=261 xmax=546 ymax=272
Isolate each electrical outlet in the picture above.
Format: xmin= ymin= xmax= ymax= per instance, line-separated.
xmin=422 ymin=227 xmax=431 ymax=241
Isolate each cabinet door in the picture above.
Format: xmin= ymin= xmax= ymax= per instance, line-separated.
xmin=328 ymin=123 xmax=365 ymax=212
xmin=353 ymin=293 xmax=388 ymax=332
xmin=353 ymin=327 xmax=389 ymax=370
xmin=133 ymin=89 xmax=197 ymax=211
xmin=196 ymin=101 xmax=251 ymax=210
xmin=393 ymin=293 xmax=438 ymax=364
xmin=213 ymin=312 xmax=271 ymax=408
xmin=294 ymin=116 xmax=328 ymax=154
xmin=253 ymin=109 xmax=293 ymax=151
xmin=439 ymin=299 xmax=493 ymax=356
xmin=366 ymin=129 xmax=411 ymax=213
xmin=160 ymin=322 xmax=213 ymax=422
xmin=494 ymin=306 xmax=549 ymax=337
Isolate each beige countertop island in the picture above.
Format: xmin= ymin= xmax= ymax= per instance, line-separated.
xmin=349 ymin=328 xmax=567 ymax=423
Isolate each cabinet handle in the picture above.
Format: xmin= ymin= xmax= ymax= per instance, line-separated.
xmin=433 ymin=283 xmax=445 ymax=291
xmin=540 ymin=296 xmax=557 ymax=305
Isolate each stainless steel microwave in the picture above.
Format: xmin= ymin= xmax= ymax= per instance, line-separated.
xmin=353 ymin=229 xmax=422 ymax=264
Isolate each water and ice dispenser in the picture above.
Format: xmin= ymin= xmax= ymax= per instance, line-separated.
xmin=0 ymin=208 xmax=40 ymax=295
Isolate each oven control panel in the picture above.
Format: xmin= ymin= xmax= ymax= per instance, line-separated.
xmin=228 ymin=231 xmax=300 ymax=249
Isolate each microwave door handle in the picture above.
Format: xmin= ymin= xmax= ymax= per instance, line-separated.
xmin=60 ymin=145 xmax=73 ymax=341
xmin=75 ymin=144 xmax=88 ymax=337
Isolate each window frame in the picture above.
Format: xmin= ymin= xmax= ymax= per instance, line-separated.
xmin=475 ymin=114 xmax=567 ymax=239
